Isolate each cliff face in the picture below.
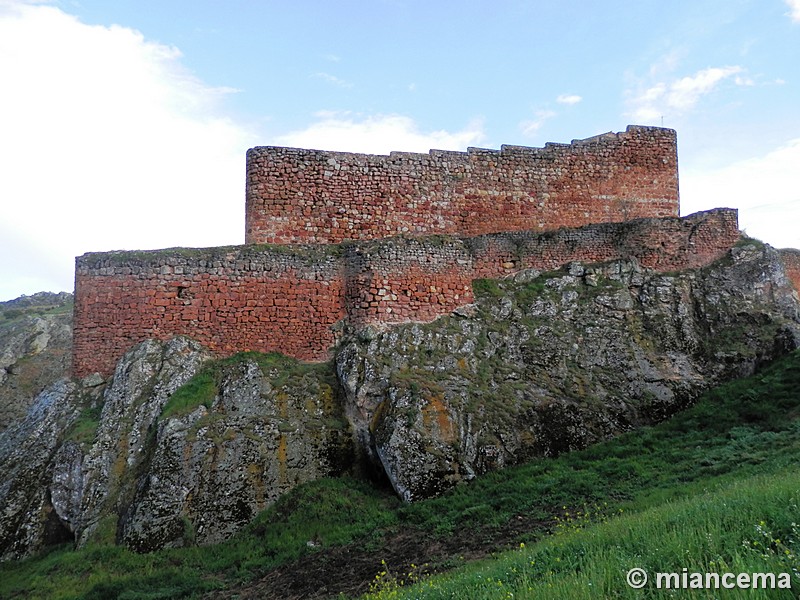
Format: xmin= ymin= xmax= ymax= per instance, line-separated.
xmin=0 ymin=337 xmax=210 ymax=561
xmin=0 ymin=241 xmax=798 ymax=560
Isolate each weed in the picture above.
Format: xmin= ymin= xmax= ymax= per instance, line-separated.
xmin=365 ymin=560 xmax=427 ymax=599
xmin=472 ymin=279 xmax=505 ymax=299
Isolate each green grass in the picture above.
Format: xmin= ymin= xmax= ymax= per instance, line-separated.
xmin=159 ymin=350 xmax=337 ymax=420
xmin=361 ymin=350 xmax=800 ymax=599
xmin=472 ymin=278 xmax=506 ymax=298
xmin=2 ymin=350 xmax=800 ymax=599
xmin=63 ymin=402 xmax=102 ymax=448
xmin=0 ymin=478 xmax=399 ymax=600
xmin=0 ymin=299 xmax=73 ymax=323
xmin=472 ymin=269 xmax=564 ymax=304
xmin=158 ymin=367 xmax=218 ymax=420
xmin=367 ymin=471 xmax=800 ymax=599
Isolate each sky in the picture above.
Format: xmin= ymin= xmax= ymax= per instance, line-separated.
xmin=1 ymin=0 xmax=799 ymax=301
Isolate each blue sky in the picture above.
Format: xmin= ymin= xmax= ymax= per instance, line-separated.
xmin=1 ymin=0 xmax=799 ymax=300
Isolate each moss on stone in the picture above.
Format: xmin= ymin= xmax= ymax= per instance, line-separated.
xmin=472 ymin=278 xmax=505 ymax=299
xmin=160 ymin=351 xmax=338 ymax=422
xmin=63 ymin=402 xmax=102 ymax=448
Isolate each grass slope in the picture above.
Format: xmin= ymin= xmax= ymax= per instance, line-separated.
xmin=367 ymin=471 xmax=800 ymax=599
xmin=2 ymin=350 xmax=800 ymax=599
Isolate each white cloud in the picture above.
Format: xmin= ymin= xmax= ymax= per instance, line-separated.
xmin=667 ymin=66 xmax=743 ymax=110
xmin=275 ymin=113 xmax=485 ymax=154
xmin=627 ymin=65 xmax=746 ymax=123
xmin=312 ymin=72 xmax=353 ymax=88
xmin=0 ymin=0 xmax=257 ymax=300
xmin=648 ymin=49 xmax=683 ymax=78
xmin=639 ymin=82 xmax=667 ymax=103
xmin=519 ymin=110 xmax=557 ymax=137
xmin=556 ymin=94 xmax=582 ymax=105
xmin=786 ymin=0 xmax=800 ymax=23
xmin=681 ymin=138 xmax=800 ymax=249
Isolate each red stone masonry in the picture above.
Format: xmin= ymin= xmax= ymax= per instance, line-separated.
xmin=780 ymin=249 xmax=800 ymax=293
xmin=246 ymin=125 xmax=679 ymax=244
xmin=73 ymin=246 xmax=346 ymax=378
xmin=73 ymin=209 xmax=740 ymax=378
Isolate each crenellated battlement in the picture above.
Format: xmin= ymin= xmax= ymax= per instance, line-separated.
xmin=245 ymin=125 xmax=680 ymax=245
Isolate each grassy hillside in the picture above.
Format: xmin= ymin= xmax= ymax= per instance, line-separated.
xmin=365 ymin=470 xmax=800 ymax=599
xmin=2 ymin=349 xmax=800 ymax=599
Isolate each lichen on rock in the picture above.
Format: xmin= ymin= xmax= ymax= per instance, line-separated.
xmin=120 ymin=352 xmax=353 ymax=551
xmin=337 ymin=241 xmax=800 ymax=501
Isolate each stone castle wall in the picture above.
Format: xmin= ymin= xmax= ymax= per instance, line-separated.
xmin=245 ymin=126 xmax=679 ymax=245
xmin=73 ymin=209 xmax=739 ymax=378
xmin=72 ymin=247 xmax=347 ymax=378
xmin=780 ymin=249 xmax=800 ymax=292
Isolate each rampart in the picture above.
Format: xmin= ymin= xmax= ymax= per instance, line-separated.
xmin=74 ymin=209 xmax=740 ymax=378
xmin=246 ymin=125 xmax=679 ymax=244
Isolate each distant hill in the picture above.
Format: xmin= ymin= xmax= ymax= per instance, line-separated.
xmin=0 ymin=292 xmax=73 ymax=433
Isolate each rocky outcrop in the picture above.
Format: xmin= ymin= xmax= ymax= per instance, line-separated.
xmin=0 ymin=379 xmax=83 ymax=560
xmin=1 ymin=240 xmax=798 ymax=558
xmin=119 ymin=353 xmax=352 ymax=551
xmin=76 ymin=337 xmax=214 ymax=547
xmin=337 ymin=241 xmax=800 ymax=500
xmin=0 ymin=336 xmax=211 ymax=561
xmin=0 ymin=338 xmax=352 ymax=561
xmin=0 ymin=292 xmax=73 ymax=433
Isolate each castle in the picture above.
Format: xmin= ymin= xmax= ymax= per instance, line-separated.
xmin=73 ymin=125 xmax=746 ymax=378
